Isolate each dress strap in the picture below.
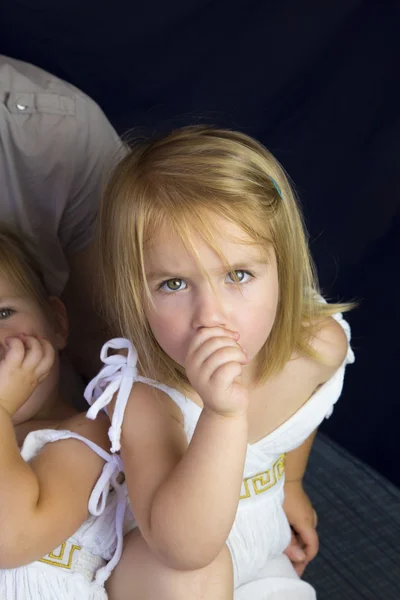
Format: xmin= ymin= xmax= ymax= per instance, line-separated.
xmin=85 ymin=338 xmax=160 ymax=453
xmin=27 ymin=428 xmax=127 ymax=585
xmin=86 ymin=445 xmax=126 ymax=586
xmin=85 ymin=338 xmax=138 ymax=452
xmin=85 ymin=337 xmax=195 ymax=450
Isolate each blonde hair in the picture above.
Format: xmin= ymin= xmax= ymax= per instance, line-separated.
xmin=0 ymin=227 xmax=51 ymax=310
xmin=98 ymin=126 xmax=352 ymax=388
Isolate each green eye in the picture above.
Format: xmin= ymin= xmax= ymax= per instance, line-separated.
xmin=167 ymin=279 xmax=182 ymax=290
xmin=226 ymin=270 xmax=252 ymax=284
xmin=234 ymin=271 xmax=245 ymax=282
xmin=160 ymin=279 xmax=187 ymax=293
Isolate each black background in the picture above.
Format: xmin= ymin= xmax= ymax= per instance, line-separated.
xmin=1 ymin=1 xmax=399 ymax=484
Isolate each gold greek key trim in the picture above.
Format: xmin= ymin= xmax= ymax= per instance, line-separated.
xmin=253 ymin=470 xmax=274 ymax=495
xmin=38 ymin=542 xmax=82 ymax=569
xmin=49 ymin=543 xmax=65 ymax=560
xmin=240 ymin=454 xmax=286 ymax=500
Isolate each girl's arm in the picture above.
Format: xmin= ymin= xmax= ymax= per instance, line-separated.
xmin=120 ymin=326 xmax=249 ymax=571
xmin=283 ymin=316 xmax=350 ymax=573
xmin=0 ymin=336 xmax=109 ymax=568
xmin=0 ymin=409 xmax=109 ymax=568
xmin=284 ymin=429 xmax=317 ymax=483
xmin=121 ymin=387 xmax=247 ymax=571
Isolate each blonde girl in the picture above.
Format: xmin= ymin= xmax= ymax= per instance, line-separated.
xmin=0 ymin=229 xmax=126 ymax=599
xmin=86 ymin=126 xmax=354 ymax=599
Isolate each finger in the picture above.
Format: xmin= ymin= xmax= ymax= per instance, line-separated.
xmin=188 ymin=336 xmax=247 ymax=371
xmin=21 ymin=336 xmax=55 ymax=381
xmin=20 ymin=335 xmax=45 ymax=369
xmin=210 ymin=361 xmax=243 ymax=389
xmin=298 ymin=527 xmax=319 ymax=563
xmin=284 ymin=531 xmax=307 ymax=563
xmin=201 ymin=346 xmax=249 ymax=382
xmin=4 ymin=337 xmax=26 ymax=365
xmin=35 ymin=338 xmax=56 ymax=381
xmin=187 ymin=327 xmax=240 ymax=357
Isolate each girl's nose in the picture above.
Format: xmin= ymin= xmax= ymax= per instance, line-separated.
xmin=191 ymin=288 xmax=228 ymax=330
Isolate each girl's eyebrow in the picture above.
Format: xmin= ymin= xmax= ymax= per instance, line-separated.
xmin=146 ymin=258 xmax=268 ymax=281
xmin=0 ymin=296 xmax=21 ymax=303
xmin=210 ymin=259 xmax=269 ymax=276
xmin=227 ymin=259 xmax=268 ymax=269
xmin=146 ymin=270 xmax=179 ymax=281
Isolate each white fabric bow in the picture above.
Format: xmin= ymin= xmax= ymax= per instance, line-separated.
xmin=88 ymin=451 xmax=126 ymax=586
xmin=85 ymin=338 xmax=137 ymax=453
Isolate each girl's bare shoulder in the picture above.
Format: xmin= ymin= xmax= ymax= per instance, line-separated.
xmin=126 ymin=381 xmax=185 ymax=428
xmin=306 ymin=316 xmax=349 ymax=385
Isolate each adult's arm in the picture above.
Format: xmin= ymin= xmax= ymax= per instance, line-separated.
xmin=60 ymin=91 xmax=127 ymax=379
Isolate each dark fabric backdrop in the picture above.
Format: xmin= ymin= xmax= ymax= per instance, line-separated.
xmin=1 ymin=1 xmax=399 ymax=484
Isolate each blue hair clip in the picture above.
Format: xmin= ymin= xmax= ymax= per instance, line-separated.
xmin=271 ymin=178 xmax=283 ymax=199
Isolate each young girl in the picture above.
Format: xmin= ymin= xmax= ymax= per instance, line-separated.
xmin=86 ymin=126 xmax=355 ymax=599
xmin=0 ymin=229 xmax=127 ymax=599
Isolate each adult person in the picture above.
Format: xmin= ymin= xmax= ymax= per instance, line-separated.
xmin=0 ymin=55 xmax=126 ymax=381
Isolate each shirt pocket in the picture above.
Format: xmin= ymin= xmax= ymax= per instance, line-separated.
xmin=5 ymin=91 xmax=75 ymax=116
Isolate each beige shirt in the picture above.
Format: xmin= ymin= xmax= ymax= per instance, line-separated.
xmin=0 ymin=55 xmax=125 ymax=295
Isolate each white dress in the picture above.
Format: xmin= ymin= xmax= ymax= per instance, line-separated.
xmin=85 ymin=310 xmax=354 ymax=600
xmin=0 ymin=428 xmax=128 ymax=600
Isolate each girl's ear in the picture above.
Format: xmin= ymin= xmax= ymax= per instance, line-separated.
xmin=49 ymin=297 xmax=69 ymax=350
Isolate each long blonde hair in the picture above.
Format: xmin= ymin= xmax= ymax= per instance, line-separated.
xmin=98 ymin=126 xmax=352 ymax=388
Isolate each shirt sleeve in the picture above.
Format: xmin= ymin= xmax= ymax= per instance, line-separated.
xmin=59 ymin=92 xmax=127 ymax=257
xmin=0 ymin=56 xmax=128 ymax=293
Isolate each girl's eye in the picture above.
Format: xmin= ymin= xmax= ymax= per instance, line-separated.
xmin=160 ymin=278 xmax=187 ymax=293
xmin=0 ymin=308 xmax=15 ymax=320
xmin=226 ymin=270 xmax=253 ymax=284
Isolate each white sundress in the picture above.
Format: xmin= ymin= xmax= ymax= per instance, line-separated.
xmin=0 ymin=428 xmax=128 ymax=600
xmin=85 ymin=310 xmax=354 ymax=600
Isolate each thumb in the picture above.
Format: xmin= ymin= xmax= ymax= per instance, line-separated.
xmin=285 ymin=531 xmax=306 ymax=562
xmin=296 ymin=525 xmax=319 ymax=563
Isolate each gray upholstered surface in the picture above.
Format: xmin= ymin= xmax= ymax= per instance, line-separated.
xmin=303 ymin=434 xmax=400 ymax=599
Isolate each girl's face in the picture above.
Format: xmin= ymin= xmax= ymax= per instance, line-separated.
xmin=0 ymin=273 xmax=67 ymax=425
xmin=144 ymin=218 xmax=279 ymax=382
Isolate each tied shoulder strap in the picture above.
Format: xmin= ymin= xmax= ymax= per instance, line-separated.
xmin=35 ymin=429 xmax=127 ymax=586
xmin=86 ymin=445 xmax=126 ymax=586
xmin=84 ymin=338 xmax=137 ymax=452
xmin=84 ymin=338 xmax=154 ymax=452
